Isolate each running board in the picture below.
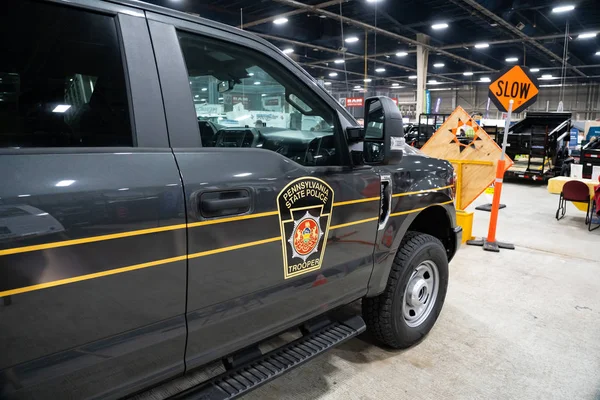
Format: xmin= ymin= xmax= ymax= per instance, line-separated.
xmin=170 ymin=316 xmax=366 ymax=400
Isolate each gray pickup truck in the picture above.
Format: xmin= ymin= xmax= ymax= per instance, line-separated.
xmin=0 ymin=0 xmax=461 ymax=398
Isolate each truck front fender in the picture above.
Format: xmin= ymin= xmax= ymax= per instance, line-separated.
xmin=366 ymin=199 xmax=457 ymax=298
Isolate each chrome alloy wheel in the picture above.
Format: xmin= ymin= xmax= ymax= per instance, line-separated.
xmin=402 ymin=260 xmax=439 ymax=327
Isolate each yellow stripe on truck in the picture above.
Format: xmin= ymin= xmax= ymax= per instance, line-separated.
xmin=0 ymin=201 xmax=454 ymax=297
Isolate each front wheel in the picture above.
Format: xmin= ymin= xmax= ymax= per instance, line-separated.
xmin=362 ymin=232 xmax=449 ymax=348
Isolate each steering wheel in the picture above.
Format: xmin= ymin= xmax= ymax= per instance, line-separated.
xmin=304 ymin=136 xmax=334 ymax=166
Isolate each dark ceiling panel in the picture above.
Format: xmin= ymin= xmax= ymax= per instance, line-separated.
xmin=142 ymin=0 xmax=600 ymax=86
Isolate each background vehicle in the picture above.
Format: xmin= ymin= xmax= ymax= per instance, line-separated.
xmin=0 ymin=1 xmax=460 ymax=398
xmin=405 ymin=113 xmax=450 ymax=148
xmin=496 ymin=112 xmax=572 ymax=181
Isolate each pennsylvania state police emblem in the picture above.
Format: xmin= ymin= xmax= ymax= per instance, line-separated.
xmin=277 ymin=177 xmax=334 ymax=279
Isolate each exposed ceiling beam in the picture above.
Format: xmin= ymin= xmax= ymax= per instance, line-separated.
xmin=437 ymin=30 xmax=600 ymax=51
xmin=377 ymin=10 xmax=441 ymax=46
xmin=382 ymin=75 xmax=600 ymax=91
xmin=434 ymin=64 xmax=600 ymax=78
xmin=296 ymin=29 xmax=600 ymax=56
xmin=268 ymin=0 xmax=494 ymax=72
xmin=451 ymin=0 xmax=587 ymax=77
xmin=298 ymin=62 xmax=413 ymax=86
xmin=257 ymin=33 xmax=461 ymax=82
xmin=239 ymin=0 xmax=343 ymax=29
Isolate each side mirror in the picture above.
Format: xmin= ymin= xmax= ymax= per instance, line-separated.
xmin=363 ymin=96 xmax=404 ymax=165
xmin=218 ymin=80 xmax=235 ymax=93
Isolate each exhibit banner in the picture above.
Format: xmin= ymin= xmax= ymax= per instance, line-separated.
xmin=569 ymin=128 xmax=578 ymax=149
xmin=346 ymin=97 xmax=364 ymax=107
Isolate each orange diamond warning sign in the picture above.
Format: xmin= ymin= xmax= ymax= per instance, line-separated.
xmin=489 ymin=66 xmax=539 ymax=114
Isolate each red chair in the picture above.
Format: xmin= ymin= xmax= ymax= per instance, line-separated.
xmin=556 ymin=180 xmax=592 ymax=222
xmin=589 ymin=184 xmax=600 ymax=231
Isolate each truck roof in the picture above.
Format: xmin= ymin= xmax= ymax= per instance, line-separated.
xmin=105 ymin=0 xmax=296 ymax=70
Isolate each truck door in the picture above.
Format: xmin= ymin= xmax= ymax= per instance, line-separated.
xmin=0 ymin=3 xmax=186 ymax=399
xmin=148 ymin=16 xmax=381 ymax=370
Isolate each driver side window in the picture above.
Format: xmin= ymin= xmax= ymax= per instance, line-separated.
xmin=177 ymin=31 xmax=340 ymax=166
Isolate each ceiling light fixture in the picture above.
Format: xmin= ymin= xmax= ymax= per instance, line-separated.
xmin=375 ymin=67 xmax=386 ymax=72
xmin=432 ymin=23 xmax=449 ymax=30
xmin=201 ymin=88 xmax=207 ymax=91
xmin=595 ymin=51 xmax=600 ymax=56
xmin=329 ymin=72 xmax=338 ymax=77
xmin=52 ymin=105 xmax=71 ymax=113
xmin=433 ymin=63 xmax=445 ymax=67
xmin=324 ymin=81 xmax=332 ymax=85
xmin=354 ymin=85 xmax=362 ymax=89
xmin=506 ymin=57 xmax=519 ymax=62
xmin=364 ymin=78 xmax=372 ymax=82
xmin=540 ymin=74 xmax=554 ymax=80
xmin=474 ymin=43 xmax=489 ymax=49
xmin=578 ymin=32 xmax=597 ymax=39
xmin=530 ymin=68 xmax=540 ymax=72
xmin=463 ymin=71 xmax=474 ymax=76
xmin=392 ymin=83 xmax=400 ymax=86
xmin=396 ymin=51 xmax=408 ymax=57
xmin=282 ymin=48 xmax=294 ymax=54
xmin=480 ymin=77 xmax=491 ymax=82
xmin=552 ymin=5 xmax=575 ymax=13
xmin=408 ymin=75 xmax=417 ymax=79
xmin=55 ymin=180 xmax=75 ymax=187
xmin=334 ymin=59 xmax=345 ymax=64
xmin=345 ymin=36 xmax=359 ymax=43
xmin=254 ymin=81 xmax=261 ymax=85
xmin=273 ymin=17 xmax=288 ymax=25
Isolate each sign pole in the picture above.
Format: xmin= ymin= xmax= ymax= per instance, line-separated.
xmin=467 ymin=65 xmax=538 ymax=252
xmin=482 ymin=100 xmax=515 ymax=251
xmin=500 ymin=100 xmax=512 ymax=160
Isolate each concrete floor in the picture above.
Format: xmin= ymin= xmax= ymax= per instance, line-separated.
xmin=245 ymin=182 xmax=600 ymax=400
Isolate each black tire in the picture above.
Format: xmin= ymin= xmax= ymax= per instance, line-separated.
xmin=362 ymin=231 xmax=449 ymax=349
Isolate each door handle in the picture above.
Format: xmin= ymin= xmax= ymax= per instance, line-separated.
xmin=202 ymin=197 xmax=250 ymax=212
xmin=200 ymin=190 xmax=251 ymax=217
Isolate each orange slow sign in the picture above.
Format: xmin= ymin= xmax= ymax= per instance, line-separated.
xmin=488 ymin=66 xmax=539 ymax=114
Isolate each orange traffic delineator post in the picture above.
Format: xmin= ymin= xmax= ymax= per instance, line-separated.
xmin=467 ymin=100 xmax=515 ymax=252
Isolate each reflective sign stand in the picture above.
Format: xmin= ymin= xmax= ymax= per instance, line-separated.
xmin=467 ymin=100 xmax=515 ymax=252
